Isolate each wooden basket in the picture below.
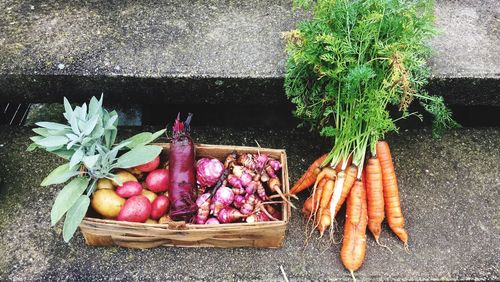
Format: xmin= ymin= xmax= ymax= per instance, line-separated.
xmin=79 ymin=143 xmax=291 ymax=249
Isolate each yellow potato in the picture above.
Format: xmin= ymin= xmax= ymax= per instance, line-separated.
xmin=91 ymin=189 xmax=125 ymax=219
xmin=141 ymin=189 xmax=157 ymax=203
xmin=126 ymin=167 xmax=144 ymax=178
xmin=158 ymin=215 xmax=173 ymax=224
xmin=96 ymin=178 xmax=114 ymax=190
xmin=145 ymin=219 xmax=158 ymax=224
xmin=112 ymin=170 xmax=138 ymax=186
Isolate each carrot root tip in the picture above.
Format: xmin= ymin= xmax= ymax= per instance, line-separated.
xmin=350 ymin=270 xmax=357 ymax=282
xmin=404 ymin=243 xmax=410 ymax=254
xmin=376 ymin=240 xmax=393 ymax=254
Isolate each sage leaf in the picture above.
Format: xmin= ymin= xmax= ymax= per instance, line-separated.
xmin=41 ymin=163 xmax=78 ymax=186
xmin=62 ymin=195 xmax=90 ymax=242
xmin=30 ymin=136 xmax=43 ymax=142
xmin=124 ymin=129 xmax=166 ymax=149
xmin=52 ymin=149 xmax=74 ymax=160
xmin=26 ymin=143 xmax=38 ymax=152
xmin=51 ymin=177 xmax=90 ymax=226
xmin=104 ymin=115 xmax=118 ymax=129
xmin=63 ymin=97 xmax=73 ymax=116
xmin=77 ymin=119 xmax=87 ymax=133
xmin=150 ymin=129 xmax=166 ymax=142
xmin=66 ymin=133 xmax=79 ymax=141
xmin=70 ymin=148 xmax=84 ymax=168
xmin=83 ymin=115 xmax=99 ymax=135
xmin=79 ymin=103 xmax=87 ymax=120
xmin=115 ymin=145 xmax=162 ymax=168
xmin=66 ymin=139 xmax=78 ymax=150
xmin=46 ymin=145 xmax=64 ymax=152
xmin=105 ymin=129 xmax=117 ymax=149
xmin=32 ymin=128 xmax=51 ymax=137
xmin=88 ymin=95 xmax=103 ymax=117
xmin=35 ymin=122 xmax=69 ymax=130
xmin=124 ymin=132 xmax=152 ymax=149
xmin=70 ymin=114 xmax=80 ymax=135
xmin=35 ymin=136 xmax=69 ymax=147
xmin=47 ymin=128 xmax=72 ymax=136
xmin=83 ymin=155 xmax=100 ymax=169
xmin=81 ymin=137 xmax=92 ymax=145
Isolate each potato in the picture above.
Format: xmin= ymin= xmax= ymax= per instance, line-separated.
xmin=141 ymin=189 xmax=157 ymax=203
xmin=145 ymin=219 xmax=158 ymax=224
xmin=91 ymin=189 xmax=126 ymax=219
xmin=116 ymin=181 xmax=142 ymax=198
xmin=150 ymin=195 xmax=169 ymax=220
xmin=116 ymin=195 xmax=152 ymax=222
xmin=158 ymin=215 xmax=173 ymax=224
xmin=97 ymin=178 xmax=114 ymax=190
xmin=126 ymin=167 xmax=144 ymax=178
xmin=112 ymin=170 xmax=138 ymax=186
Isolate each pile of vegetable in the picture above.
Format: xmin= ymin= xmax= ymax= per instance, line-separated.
xmin=193 ymin=151 xmax=285 ymax=224
xmin=31 ymin=98 xmax=287 ymax=243
xmin=92 ymin=161 xmax=170 ymax=223
xmin=284 ymin=0 xmax=459 ymax=280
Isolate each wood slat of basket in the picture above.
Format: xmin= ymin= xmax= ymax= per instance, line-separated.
xmin=81 ymin=221 xmax=286 ymax=240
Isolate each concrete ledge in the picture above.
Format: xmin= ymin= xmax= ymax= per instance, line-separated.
xmin=0 ymin=126 xmax=499 ymax=281
xmin=0 ymin=0 xmax=498 ymax=105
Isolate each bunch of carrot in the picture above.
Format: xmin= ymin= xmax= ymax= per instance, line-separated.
xmin=291 ymin=141 xmax=408 ymax=280
xmin=284 ymin=0 xmax=458 ymax=280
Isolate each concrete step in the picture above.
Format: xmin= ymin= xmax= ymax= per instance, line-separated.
xmin=0 ymin=125 xmax=498 ymax=281
xmin=1 ymin=0 xmax=499 ymax=106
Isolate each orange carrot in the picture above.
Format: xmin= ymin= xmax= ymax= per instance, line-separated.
xmin=305 ymin=177 xmax=328 ymax=239
xmin=319 ymin=179 xmax=335 ymax=212
xmin=317 ymin=179 xmax=335 ymax=235
xmin=290 ymin=154 xmax=328 ymax=194
xmin=366 ymin=157 xmax=385 ymax=244
xmin=312 ymin=167 xmax=336 ymax=192
xmin=347 ymin=180 xmax=364 ymax=226
xmin=334 ymin=155 xmax=353 ymax=172
xmin=313 ymin=178 xmax=327 ymax=204
xmin=377 ymin=141 xmax=409 ymax=250
xmin=309 ymin=167 xmax=336 ymax=214
xmin=302 ymin=195 xmax=313 ymax=216
xmin=310 ymin=177 xmax=327 ymax=217
xmin=340 ymin=179 xmax=367 ymax=280
xmin=317 ymin=208 xmax=331 ymax=236
xmin=302 ymin=196 xmax=314 ymax=216
xmin=333 ymin=165 xmax=358 ymax=215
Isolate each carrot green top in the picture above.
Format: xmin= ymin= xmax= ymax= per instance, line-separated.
xmin=284 ymin=0 xmax=459 ymax=172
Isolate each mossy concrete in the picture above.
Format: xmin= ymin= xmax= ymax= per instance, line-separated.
xmin=0 ymin=126 xmax=498 ymax=281
xmin=0 ymin=0 xmax=498 ymax=105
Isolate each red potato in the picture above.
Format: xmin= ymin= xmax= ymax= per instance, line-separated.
xmin=117 ymin=195 xmax=152 ymax=223
xmin=135 ymin=156 xmax=160 ymax=172
xmin=146 ymin=169 xmax=169 ymax=193
xmin=115 ymin=181 xmax=143 ymax=198
xmin=150 ymin=195 xmax=170 ymax=220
